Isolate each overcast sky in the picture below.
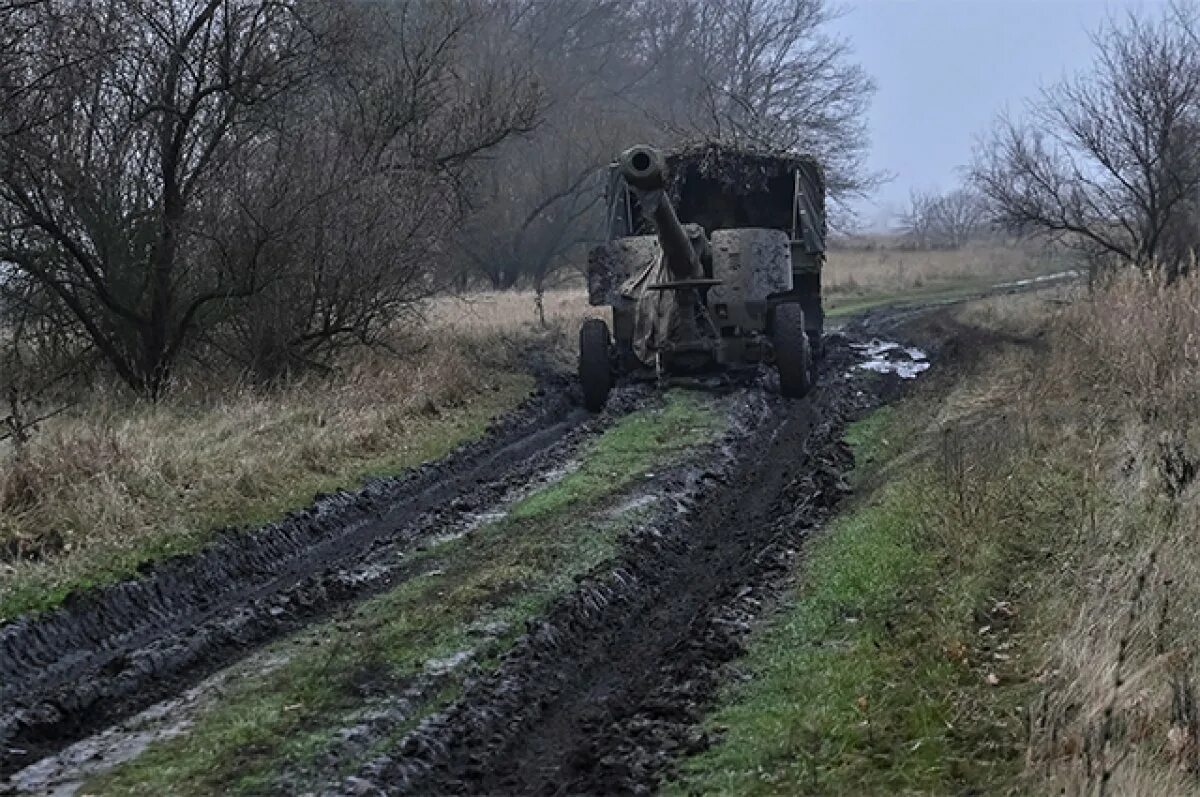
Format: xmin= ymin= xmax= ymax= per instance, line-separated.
xmin=833 ymin=0 xmax=1163 ymax=229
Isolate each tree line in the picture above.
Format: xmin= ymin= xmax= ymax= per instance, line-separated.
xmin=0 ymin=0 xmax=876 ymax=397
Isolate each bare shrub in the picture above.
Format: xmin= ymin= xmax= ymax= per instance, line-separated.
xmin=0 ymin=0 xmax=540 ymax=395
xmin=902 ymin=188 xmax=991 ymax=250
xmin=640 ymin=0 xmax=879 ymax=199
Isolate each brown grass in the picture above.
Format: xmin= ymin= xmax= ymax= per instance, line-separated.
xmin=0 ymin=325 xmax=538 ymax=619
xmin=824 ymin=242 xmax=1062 ymax=296
xmin=923 ymin=272 xmax=1200 ymax=794
xmin=1025 ymin=273 xmax=1200 ymax=795
xmin=425 ymin=287 xmax=602 ymax=335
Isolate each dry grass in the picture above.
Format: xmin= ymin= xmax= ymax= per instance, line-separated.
xmin=425 ymin=287 xmax=601 ymax=335
xmin=926 ymin=272 xmax=1200 ymax=795
xmin=1023 ymin=273 xmax=1200 ymax=795
xmin=825 ymin=242 xmax=1062 ymax=296
xmin=0 ymin=322 xmax=541 ymax=619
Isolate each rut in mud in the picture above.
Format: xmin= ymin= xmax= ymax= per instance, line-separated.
xmin=0 ymin=377 xmax=648 ymax=777
xmin=2 ymin=308 xmax=944 ymax=796
xmin=330 ymin=335 xmax=904 ymax=796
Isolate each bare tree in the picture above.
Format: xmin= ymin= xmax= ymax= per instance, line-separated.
xmin=0 ymin=0 xmax=541 ymax=392
xmin=635 ymin=0 xmax=879 ymax=201
xmin=456 ymin=0 xmax=879 ymax=296
xmin=203 ymin=1 xmax=543 ymax=377
xmin=903 ymin=187 xmax=990 ymax=249
xmin=452 ymin=0 xmax=645 ymax=296
xmin=0 ymin=0 xmax=328 ymax=395
xmin=971 ymin=3 xmax=1200 ymax=280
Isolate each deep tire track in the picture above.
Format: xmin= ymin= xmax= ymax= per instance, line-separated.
xmin=333 ymin=338 xmax=889 ymax=796
xmin=0 ymin=379 xmax=648 ymax=776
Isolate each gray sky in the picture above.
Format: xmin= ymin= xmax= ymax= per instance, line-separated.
xmin=833 ymin=0 xmax=1163 ymax=229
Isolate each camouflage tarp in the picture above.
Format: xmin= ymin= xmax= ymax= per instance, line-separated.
xmin=618 ymin=224 xmax=711 ymax=366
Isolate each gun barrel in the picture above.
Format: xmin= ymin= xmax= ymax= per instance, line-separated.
xmin=618 ymin=146 xmax=699 ymax=280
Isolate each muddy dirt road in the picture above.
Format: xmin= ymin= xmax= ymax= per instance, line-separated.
xmin=0 ymin=378 xmax=613 ymax=772
xmin=1 ymin=307 xmax=956 ymax=796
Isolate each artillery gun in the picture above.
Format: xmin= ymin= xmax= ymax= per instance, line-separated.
xmin=579 ymin=142 xmax=825 ymax=411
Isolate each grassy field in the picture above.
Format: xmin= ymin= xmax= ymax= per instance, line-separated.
xmin=674 ymin=273 xmax=1200 ymax=795
xmin=823 ymin=241 xmax=1058 ymax=296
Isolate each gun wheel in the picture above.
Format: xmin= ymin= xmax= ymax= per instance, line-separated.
xmin=773 ymin=303 xmax=813 ymax=398
xmin=579 ymin=318 xmax=613 ymax=412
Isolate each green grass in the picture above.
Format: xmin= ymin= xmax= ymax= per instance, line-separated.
xmin=670 ymin=408 xmax=1037 ymax=796
xmin=840 ymin=406 xmax=902 ymax=479
xmin=0 ymin=373 xmax=533 ymax=622
xmin=88 ymin=391 xmax=724 ymax=796
xmin=824 ymin=279 xmax=1001 ymax=319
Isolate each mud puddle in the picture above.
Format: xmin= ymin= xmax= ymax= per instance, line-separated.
xmin=994 ymin=268 xmax=1082 ymax=289
xmin=425 ymin=459 xmax=584 ymax=548
xmin=2 ymin=651 xmax=292 ymax=797
xmin=851 ymin=339 xmax=931 ymax=378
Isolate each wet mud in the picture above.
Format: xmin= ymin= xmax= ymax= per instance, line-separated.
xmin=0 ymin=377 xmax=648 ymax=777
xmin=327 ymin=337 xmax=898 ymax=796
xmin=4 ymin=301 xmax=961 ymax=795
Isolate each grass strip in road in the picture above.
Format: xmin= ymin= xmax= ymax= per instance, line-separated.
xmin=87 ymin=391 xmax=723 ymax=796
xmin=824 ymin=279 xmax=1001 ymax=319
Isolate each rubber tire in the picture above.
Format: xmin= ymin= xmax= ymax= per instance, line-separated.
xmin=579 ymin=318 xmax=613 ymax=412
xmin=773 ymin=303 xmax=813 ymax=398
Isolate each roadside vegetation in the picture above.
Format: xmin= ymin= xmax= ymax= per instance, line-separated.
xmin=677 ymin=271 xmax=1200 ymax=795
xmin=85 ymin=391 xmax=723 ymax=796
xmin=0 ymin=327 xmax=540 ymax=621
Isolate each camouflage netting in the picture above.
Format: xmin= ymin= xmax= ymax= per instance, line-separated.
xmin=618 ymin=142 xmax=825 ymax=243
xmin=662 ymin=141 xmax=821 ymax=200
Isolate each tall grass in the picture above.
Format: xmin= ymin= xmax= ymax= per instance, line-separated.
xmin=1027 ymin=273 xmax=1200 ymax=795
xmin=0 ymin=327 xmax=543 ymax=619
xmin=944 ymin=272 xmax=1200 ymax=794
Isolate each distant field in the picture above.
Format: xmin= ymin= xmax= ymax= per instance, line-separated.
xmin=429 ymin=243 xmax=1070 ymax=334
xmin=825 ymin=241 xmax=1063 ymax=296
